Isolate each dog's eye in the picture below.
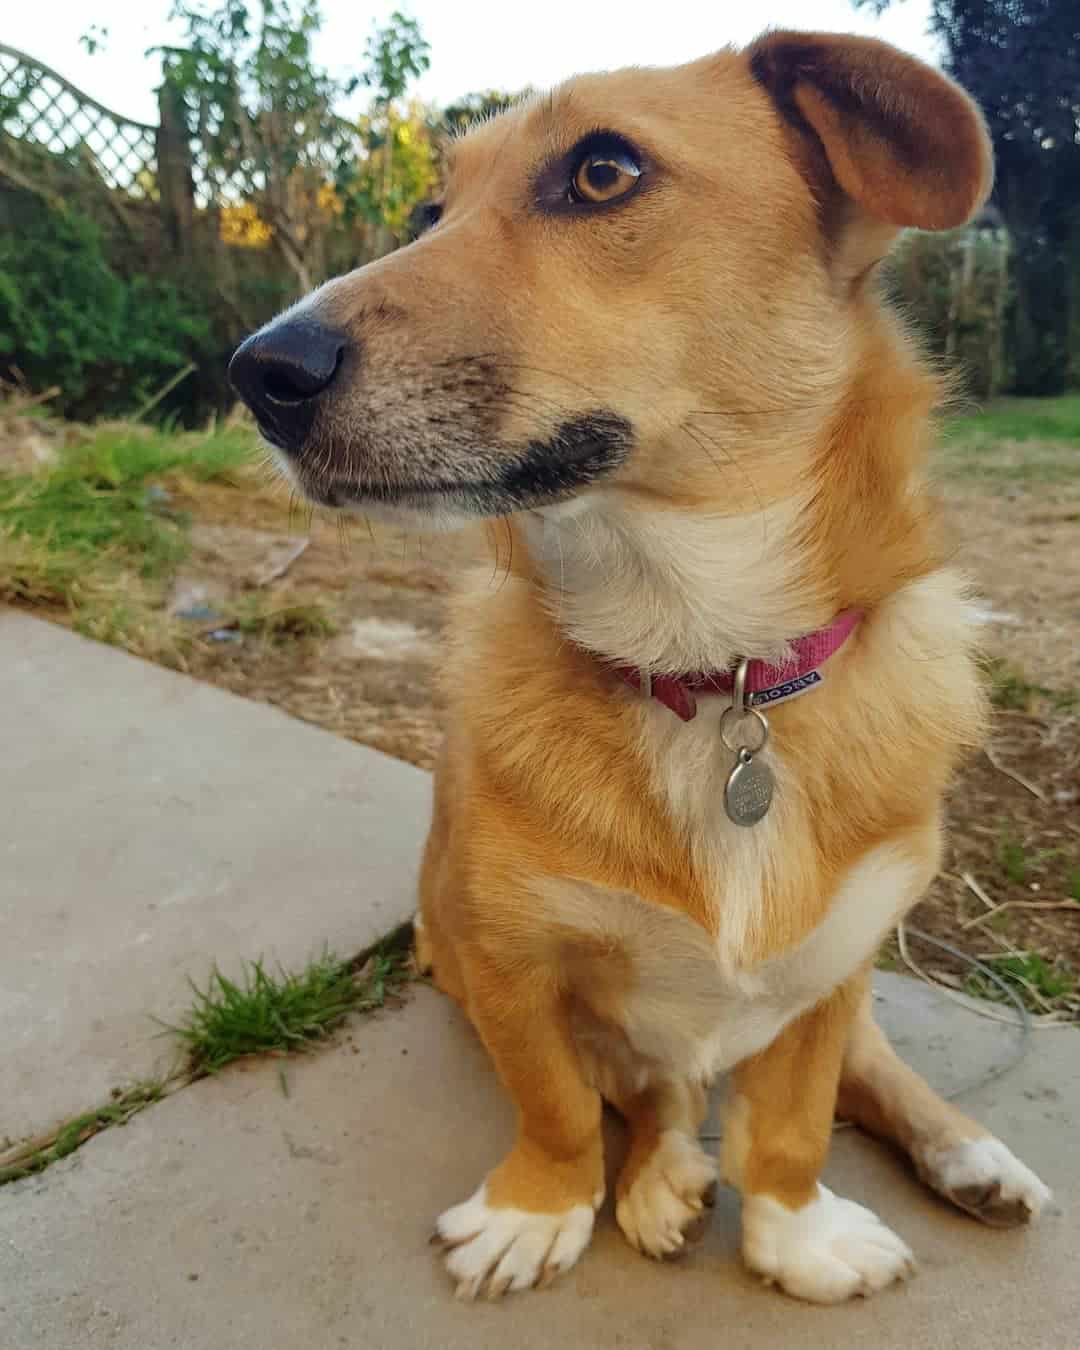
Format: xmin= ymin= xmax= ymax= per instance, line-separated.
xmin=408 ymin=201 xmax=444 ymax=240
xmin=570 ymin=145 xmax=641 ymax=205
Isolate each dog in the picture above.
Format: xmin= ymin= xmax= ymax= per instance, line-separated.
xmin=229 ymin=29 xmax=1052 ymax=1305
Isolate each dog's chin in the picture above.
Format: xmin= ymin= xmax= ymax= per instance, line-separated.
xmin=292 ymin=470 xmax=584 ymax=532
xmin=316 ymin=482 xmax=484 ymax=533
xmin=264 ymin=408 xmax=634 ymax=529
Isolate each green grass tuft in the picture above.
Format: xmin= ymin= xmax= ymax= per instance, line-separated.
xmin=983 ymin=657 xmax=1041 ymax=712
xmin=945 ymin=394 xmax=1080 ymax=447
xmin=0 ymin=422 xmax=257 ymax=659
xmin=0 ymin=469 xmax=187 ymax=578
xmin=981 ymin=656 xmax=1074 ymax=714
xmin=60 ymin=423 xmax=254 ymax=488
xmin=0 ymin=425 xmax=253 ymax=580
xmin=0 ymin=1080 xmax=166 ymax=1186
xmin=998 ymin=834 xmax=1030 ymax=885
xmin=939 ymin=395 xmax=1080 ymax=485
xmin=229 ymin=597 xmax=339 ymax=643
xmin=0 ymin=528 xmax=101 ymax=607
xmin=0 ymin=931 xmax=415 ymax=1188
xmin=965 ymin=952 xmax=1074 ymax=1006
xmin=167 ymin=948 xmax=407 ymax=1074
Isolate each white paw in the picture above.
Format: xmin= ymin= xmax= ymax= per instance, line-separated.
xmin=742 ymin=1184 xmax=915 ymax=1304
xmin=616 ymin=1129 xmax=717 ymax=1259
xmin=921 ymin=1136 xmax=1051 ymax=1228
xmin=433 ymin=1184 xmax=595 ymax=1300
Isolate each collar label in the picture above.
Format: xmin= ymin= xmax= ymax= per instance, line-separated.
xmin=748 ymin=669 xmax=824 ymax=708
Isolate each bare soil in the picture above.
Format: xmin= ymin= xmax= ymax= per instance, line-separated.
xmin=907 ymin=484 xmax=1080 ymax=1003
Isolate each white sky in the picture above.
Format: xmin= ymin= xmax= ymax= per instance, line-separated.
xmin=5 ymin=0 xmax=939 ymax=126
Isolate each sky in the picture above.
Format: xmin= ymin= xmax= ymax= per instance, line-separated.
xmin=5 ymin=0 xmax=940 ymax=127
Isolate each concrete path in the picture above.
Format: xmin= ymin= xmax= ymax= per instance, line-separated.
xmin=0 ymin=613 xmax=427 ymax=1141
xmin=2 ymin=978 xmax=1075 ymax=1350
xmin=1 ymin=612 xmax=1074 ymax=1348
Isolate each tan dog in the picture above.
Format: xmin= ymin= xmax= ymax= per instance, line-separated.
xmin=229 ymin=30 xmax=1052 ymax=1305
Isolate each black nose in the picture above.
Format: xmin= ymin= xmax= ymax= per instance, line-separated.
xmin=228 ymin=318 xmax=346 ymax=450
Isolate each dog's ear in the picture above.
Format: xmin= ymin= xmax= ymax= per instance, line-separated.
xmin=749 ymin=31 xmax=993 ymax=233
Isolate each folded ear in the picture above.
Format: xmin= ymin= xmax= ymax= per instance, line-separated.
xmin=749 ymin=30 xmax=993 ymax=233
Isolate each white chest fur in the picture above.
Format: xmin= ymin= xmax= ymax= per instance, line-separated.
xmin=519 ymin=493 xmax=965 ymax=1083
xmin=534 ymin=700 xmax=929 ymax=1085
xmin=634 ymin=695 xmax=795 ymax=968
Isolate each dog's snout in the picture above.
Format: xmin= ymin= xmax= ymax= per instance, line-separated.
xmin=228 ymin=318 xmax=347 ymax=447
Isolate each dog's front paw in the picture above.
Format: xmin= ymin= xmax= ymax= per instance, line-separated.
xmin=617 ymin=1129 xmax=717 ymax=1259
xmin=433 ymin=1184 xmax=595 ymax=1300
xmin=742 ymin=1184 xmax=915 ymax=1304
xmin=920 ymin=1136 xmax=1051 ymax=1228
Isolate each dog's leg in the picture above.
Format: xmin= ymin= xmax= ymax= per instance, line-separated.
xmin=837 ymin=986 xmax=1051 ymax=1227
xmin=610 ymin=1076 xmax=718 ymax=1260
xmin=413 ymin=742 xmax=467 ymax=1004
xmin=433 ymin=955 xmax=604 ymax=1300
xmin=722 ymin=975 xmax=915 ymax=1304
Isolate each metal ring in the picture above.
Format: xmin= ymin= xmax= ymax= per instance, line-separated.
xmin=731 ymin=658 xmax=750 ymax=716
xmin=719 ymin=705 xmax=769 ymax=755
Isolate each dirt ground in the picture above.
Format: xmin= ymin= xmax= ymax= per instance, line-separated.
xmin=170 ymin=476 xmax=489 ymax=768
xmin=907 ymin=485 xmax=1080 ymax=1009
xmin=943 ymin=485 xmax=1080 ymax=694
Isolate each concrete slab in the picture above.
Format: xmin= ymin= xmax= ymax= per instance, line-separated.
xmin=1 ymin=975 xmax=1074 ymax=1350
xmin=0 ymin=612 xmax=429 ymax=1142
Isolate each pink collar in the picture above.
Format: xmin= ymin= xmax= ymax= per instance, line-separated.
xmin=611 ymin=610 xmax=863 ymax=722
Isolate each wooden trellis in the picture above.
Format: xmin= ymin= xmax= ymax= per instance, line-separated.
xmin=0 ymin=42 xmax=158 ymax=196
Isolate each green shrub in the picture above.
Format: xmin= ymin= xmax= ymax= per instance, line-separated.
xmin=885 ymin=227 xmax=1009 ymax=399
xmin=0 ymin=199 xmax=212 ymax=420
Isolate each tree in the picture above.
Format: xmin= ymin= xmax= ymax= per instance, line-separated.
xmin=343 ymin=100 xmax=438 ymax=247
xmin=853 ymin=1 xmax=1080 ymax=393
xmin=156 ymin=0 xmax=355 ymax=293
xmin=335 ymin=12 xmax=433 ymax=257
xmin=152 ymin=4 xmax=435 ymax=285
xmin=436 ymin=89 xmax=523 ymax=138
xmin=363 ymin=10 xmax=430 ymax=108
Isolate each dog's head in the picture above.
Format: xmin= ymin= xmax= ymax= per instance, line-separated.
xmin=229 ymin=32 xmax=992 ymax=531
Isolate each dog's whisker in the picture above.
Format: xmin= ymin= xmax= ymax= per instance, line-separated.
xmin=336 ymin=512 xmax=351 ymax=561
xmin=678 ymin=421 xmax=766 ymax=523
xmin=496 ymin=517 xmax=514 ymax=592
xmin=484 ymin=520 xmax=501 ymax=586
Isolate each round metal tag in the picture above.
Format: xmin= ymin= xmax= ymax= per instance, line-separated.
xmin=724 ymin=748 xmax=774 ymax=827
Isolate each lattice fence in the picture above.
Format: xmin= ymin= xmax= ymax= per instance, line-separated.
xmin=0 ymin=42 xmax=158 ymax=196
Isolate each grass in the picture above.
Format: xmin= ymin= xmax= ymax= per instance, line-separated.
xmin=166 ymin=946 xmax=408 ymax=1075
xmin=0 ymin=411 xmax=343 ymax=664
xmin=0 ymin=424 xmax=252 ymax=581
xmin=229 ymin=596 xmax=339 ymax=643
xmin=0 ymin=932 xmax=415 ymax=1188
xmin=982 ymin=656 xmax=1076 ymax=714
xmin=946 ymin=394 xmax=1080 ymax=447
xmin=0 ymin=1079 xmax=167 ymax=1186
xmin=998 ymin=833 xmax=1030 ymax=885
xmin=965 ymin=952 xmax=1075 ymax=1007
xmin=939 ymin=394 xmax=1080 ymax=484
xmin=0 ymin=419 xmax=257 ymax=662
xmin=0 ymin=527 xmax=106 ymax=607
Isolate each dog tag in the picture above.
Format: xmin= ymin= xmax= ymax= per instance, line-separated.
xmin=724 ymin=747 xmax=774 ymax=827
